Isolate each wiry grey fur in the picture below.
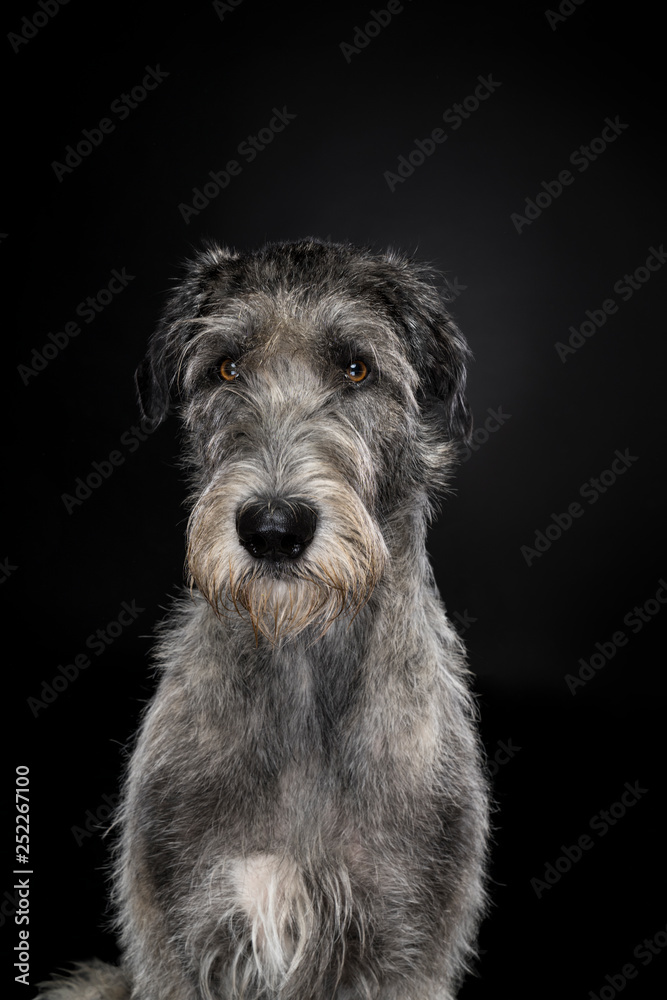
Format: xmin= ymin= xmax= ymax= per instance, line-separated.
xmin=38 ymin=240 xmax=489 ymax=1000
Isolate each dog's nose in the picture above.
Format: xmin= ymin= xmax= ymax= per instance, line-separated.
xmin=236 ymin=500 xmax=317 ymax=561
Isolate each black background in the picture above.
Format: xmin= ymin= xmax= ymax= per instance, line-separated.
xmin=4 ymin=1 xmax=666 ymax=997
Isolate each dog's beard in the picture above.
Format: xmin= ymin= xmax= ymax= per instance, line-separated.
xmin=187 ymin=547 xmax=384 ymax=642
xmin=187 ymin=490 xmax=387 ymax=642
xmin=227 ymin=570 xmax=350 ymax=642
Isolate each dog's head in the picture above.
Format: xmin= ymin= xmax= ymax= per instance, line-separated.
xmin=137 ymin=240 xmax=471 ymax=442
xmin=137 ymin=240 xmax=472 ymax=639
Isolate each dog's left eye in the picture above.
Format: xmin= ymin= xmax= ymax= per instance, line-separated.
xmin=218 ymin=359 xmax=239 ymax=382
xmin=345 ymin=361 xmax=368 ymax=383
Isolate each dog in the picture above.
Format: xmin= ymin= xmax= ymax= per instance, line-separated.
xmin=39 ymin=239 xmax=489 ymax=1000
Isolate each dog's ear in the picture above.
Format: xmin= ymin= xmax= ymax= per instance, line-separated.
xmin=418 ymin=306 xmax=473 ymax=446
xmin=386 ymin=256 xmax=473 ymax=444
xmin=135 ymin=244 xmax=239 ymax=424
xmin=135 ymin=338 xmax=172 ymax=425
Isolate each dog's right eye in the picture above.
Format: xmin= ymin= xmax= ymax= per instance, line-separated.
xmin=218 ymin=359 xmax=239 ymax=382
xmin=344 ymin=360 xmax=369 ymax=383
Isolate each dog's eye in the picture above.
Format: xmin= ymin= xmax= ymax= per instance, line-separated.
xmin=345 ymin=361 xmax=368 ymax=383
xmin=218 ymin=359 xmax=239 ymax=382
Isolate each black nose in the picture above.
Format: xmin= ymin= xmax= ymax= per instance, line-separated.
xmin=236 ymin=499 xmax=317 ymax=561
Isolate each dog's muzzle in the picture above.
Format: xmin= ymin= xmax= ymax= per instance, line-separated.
xmin=236 ymin=499 xmax=317 ymax=561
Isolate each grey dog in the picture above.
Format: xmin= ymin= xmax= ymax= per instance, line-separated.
xmin=40 ymin=240 xmax=489 ymax=1000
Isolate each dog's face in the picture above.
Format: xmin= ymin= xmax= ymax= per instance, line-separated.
xmin=137 ymin=240 xmax=471 ymax=640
